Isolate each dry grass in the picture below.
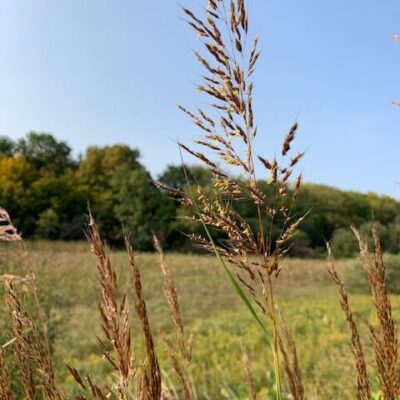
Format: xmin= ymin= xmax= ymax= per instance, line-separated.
xmin=0 ymin=205 xmax=65 ymax=399
xmin=158 ymin=1 xmax=306 ymax=397
xmin=328 ymin=225 xmax=400 ymax=400
xmin=327 ymin=244 xmax=371 ymax=400
xmin=0 ymin=209 xmax=193 ymax=399
xmin=0 ymin=347 xmax=13 ymax=400
xmin=1 ymin=226 xmax=400 ymax=399
xmin=0 ymin=207 xmax=21 ymax=242
xmin=0 ymin=1 xmax=399 ymax=399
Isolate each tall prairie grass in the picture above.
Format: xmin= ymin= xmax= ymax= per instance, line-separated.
xmin=0 ymin=1 xmax=399 ymax=399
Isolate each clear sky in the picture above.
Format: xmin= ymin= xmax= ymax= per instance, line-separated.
xmin=0 ymin=1 xmax=400 ymax=198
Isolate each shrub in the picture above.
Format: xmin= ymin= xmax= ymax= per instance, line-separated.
xmin=345 ymin=253 xmax=400 ymax=294
xmin=35 ymin=208 xmax=60 ymax=239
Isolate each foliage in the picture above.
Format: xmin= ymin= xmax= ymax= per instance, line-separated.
xmin=36 ymin=208 xmax=61 ymax=239
xmin=16 ymin=131 xmax=74 ymax=174
xmin=158 ymin=164 xmax=213 ymax=190
xmin=1 ymin=242 xmax=398 ymax=399
xmin=76 ymin=144 xmax=144 ymax=241
xmin=0 ymin=136 xmax=15 ymax=157
xmin=344 ymin=253 xmax=400 ymax=295
xmin=1 ymin=132 xmax=400 ymax=253
xmin=332 ymin=222 xmax=400 ymax=258
xmin=114 ymin=169 xmax=173 ymax=249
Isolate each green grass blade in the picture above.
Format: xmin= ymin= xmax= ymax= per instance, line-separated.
xmin=200 ymin=221 xmax=271 ymax=347
xmin=178 ymin=153 xmax=271 ymax=348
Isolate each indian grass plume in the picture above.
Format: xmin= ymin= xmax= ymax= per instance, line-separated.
xmin=125 ymin=235 xmax=162 ymax=400
xmin=0 ymin=347 xmax=13 ymax=400
xmin=326 ymin=243 xmax=371 ymax=400
xmin=0 ymin=207 xmax=64 ymax=399
xmin=0 ymin=206 xmax=25 ymax=274
xmin=154 ymin=234 xmax=193 ymax=362
xmin=0 ymin=206 xmax=52 ymax=366
xmin=157 ymin=1 xmax=306 ymax=398
xmin=153 ymin=234 xmax=194 ymax=400
xmin=70 ymin=216 xmax=169 ymax=399
xmin=69 ymin=369 xmax=110 ymax=400
xmin=0 ymin=211 xmax=34 ymax=399
xmin=73 ymin=213 xmax=136 ymax=400
xmin=0 ymin=207 xmax=21 ymax=242
xmin=352 ymin=225 xmax=399 ymax=399
xmin=328 ymin=225 xmax=400 ymax=400
xmin=4 ymin=282 xmax=37 ymax=400
xmin=4 ymin=280 xmax=66 ymax=400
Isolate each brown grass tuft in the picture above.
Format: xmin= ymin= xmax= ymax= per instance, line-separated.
xmin=0 ymin=207 xmax=21 ymax=242
xmin=4 ymin=280 xmax=65 ymax=400
xmin=85 ymin=213 xmax=136 ymax=398
xmin=125 ymin=235 xmax=162 ymax=400
xmin=156 ymin=1 xmax=307 ymax=398
xmin=352 ymin=225 xmax=399 ymax=399
xmin=278 ymin=311 xmax=305 ymax=400
xmin=327 ymin=243 xmax=371 ymax=400
xmin=0 ymin=347 xmax=14 ymax=400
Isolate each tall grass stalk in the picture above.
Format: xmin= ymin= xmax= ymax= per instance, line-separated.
xmin=2 ymin=3 xmax=399 ymax=399
xmin=328 ymin=225 xmax=400 ymax=399
xmin=158 ymin=1 xmax=305 ymax=398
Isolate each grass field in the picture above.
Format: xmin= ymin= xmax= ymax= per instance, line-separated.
xmin=1 ymin=241 xmax=399 ymax=399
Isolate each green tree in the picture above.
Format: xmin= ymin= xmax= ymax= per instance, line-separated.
xmin=366 ymin=193 xmax=400 ymax=224
xmin=289 ymin=230 xmax=315 ymax=258
xmin=36 ymin=208 xmax=60 ymax=239
xmin=331 ymin=223 xmax=396 ymax=258
xmin=0 ymin=155 xmax=37 ymax=234
xmin=331 ymin=228 xmax=358 ymax=258
xmin=158 ymin=164 xmax=213 ymax=189
xmin=114 ymin=169 xmax=173 ymax=249
xmin=0 ymin=131 xmax=88 ymax=239
xmin=31 ymin=171 xmax=87 ymax=239
xmin=77 ymin=145 xmax=144 ymax=241
xmin=16 ymin=132 xmax=74 ymax=174
xmin=158 ymin=164 xmax=223 ymax=250
xmin=0 ymin=136 xmax=15 ymax=157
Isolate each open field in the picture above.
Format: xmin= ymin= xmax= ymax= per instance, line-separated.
xmin=2 ymin=241 xmax=399 ymax=399
xmin=0 ymin=0 xmax=398 ymax=398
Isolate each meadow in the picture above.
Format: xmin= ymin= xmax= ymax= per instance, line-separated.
xmin=2 ymin=240 xmax=397 ymax=399
xmin=1 ymin=0 xmax=399 ymax=398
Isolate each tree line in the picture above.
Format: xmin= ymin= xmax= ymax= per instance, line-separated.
xmin=1 ymin=132 xmax=399 ymax=257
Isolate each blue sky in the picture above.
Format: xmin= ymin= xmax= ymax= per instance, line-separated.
xmin=0 ymin=1 xmax=400 ymax=197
